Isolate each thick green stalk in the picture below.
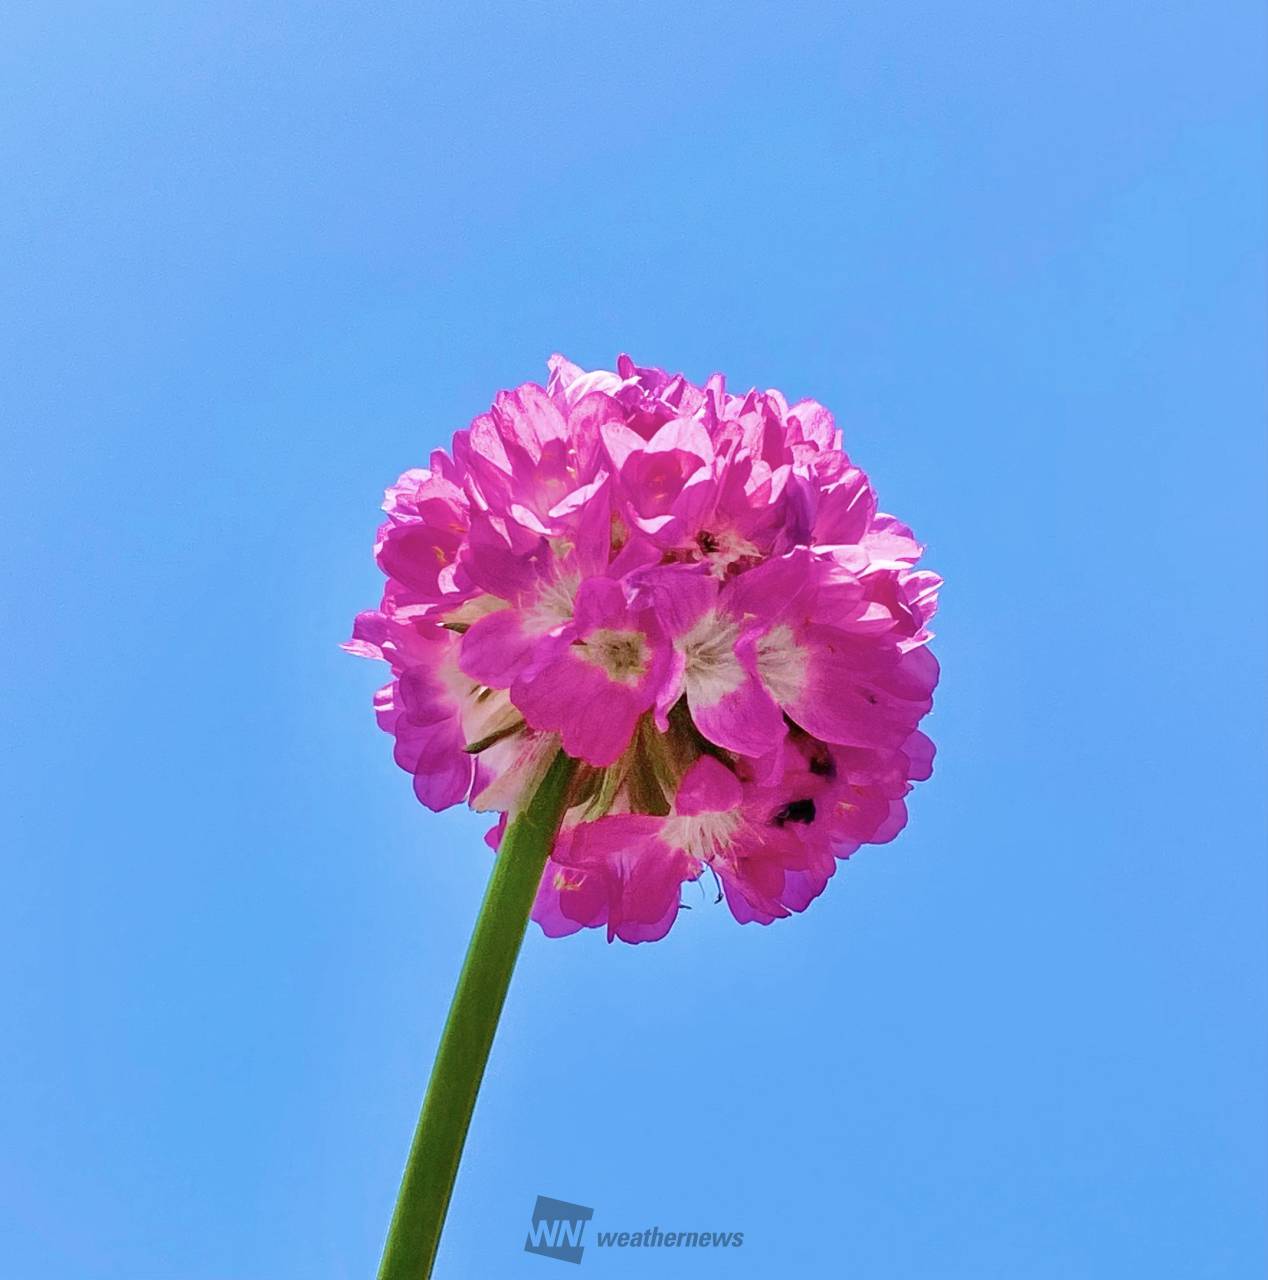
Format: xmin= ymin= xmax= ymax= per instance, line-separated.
xmin=377 ymin=750 xmax=577 ymax=1280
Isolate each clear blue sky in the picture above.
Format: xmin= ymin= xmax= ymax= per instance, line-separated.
xmin=2 ymin=4 xmax=1264 ymax=1277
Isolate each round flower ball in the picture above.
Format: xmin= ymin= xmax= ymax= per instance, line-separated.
xmin=347 ymin=354 xmax=940 ymax=943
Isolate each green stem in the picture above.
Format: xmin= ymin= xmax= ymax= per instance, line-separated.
xmin=377 ymin=750 xmax=577 ymax=1280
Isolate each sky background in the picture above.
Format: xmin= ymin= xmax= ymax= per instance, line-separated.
xmin=2 ymin=3 xmax=1265 ymax=1277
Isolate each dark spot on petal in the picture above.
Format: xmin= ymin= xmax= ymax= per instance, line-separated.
xmin=773 ymin=798 xmax=817 ymax=827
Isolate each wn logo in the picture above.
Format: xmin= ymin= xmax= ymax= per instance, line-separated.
xmin=524 ymin=1195 xmax=594 ymax=1264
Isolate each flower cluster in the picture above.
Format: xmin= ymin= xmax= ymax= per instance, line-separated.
xmin=347 ymin=355 xmax=940 ymax=943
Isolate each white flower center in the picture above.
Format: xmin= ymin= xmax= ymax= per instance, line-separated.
xmin=755 ymin=624 xmax=807 ymax=704
xmin=524 ymin=574 xmax=579 ymax=633
xmin=695 ymin=527 xmax=761 ymax=578
xmin=680 ymin=611 xmax=745 ymax=704
xmin=662 ymin=809 xmax=742 ymax=862
xmin=578 ymin=628 xmax=650 ymax=685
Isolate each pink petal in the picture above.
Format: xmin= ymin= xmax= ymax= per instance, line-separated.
xmin=512 ymin=643 xmax=646 ymax=766
xmin=676 ymin=756 xmax=743 ymax=816
xmin=459 ymin=608 xmax=547 ymax=688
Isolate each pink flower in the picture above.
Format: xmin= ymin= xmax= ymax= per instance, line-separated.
xmin=348 ymin=355 xmax=940 ymax=942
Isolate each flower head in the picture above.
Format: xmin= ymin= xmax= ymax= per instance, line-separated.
xmin=348 ymin=354 xmax=940 ymax=942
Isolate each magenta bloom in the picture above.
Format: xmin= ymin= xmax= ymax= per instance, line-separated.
xmin=348 ymin=355 xmax=940 ymax=943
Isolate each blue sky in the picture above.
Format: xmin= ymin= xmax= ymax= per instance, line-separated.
xmin=2 ymin=3 xmax=1264 ymax=1277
